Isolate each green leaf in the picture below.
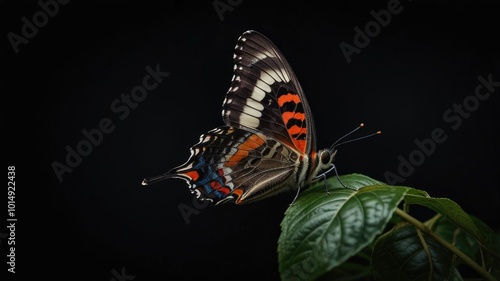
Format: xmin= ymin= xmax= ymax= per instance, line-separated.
xmin=404 ymin=192 xmax=498 ymax=257
xmin=316 ymin=246 xmax=373 ymax=281
xmin=430 ymin=215 xmax=481 ymax=261
xmin=372 ymin=224 xmax=463 ymax=281
xmin=430 ymin=215 xmax=500 ymax=279
xmin=467 ymin=215 xmax=500 ymax=260
xmin=278 ymin=174 xmax=409 ymax=281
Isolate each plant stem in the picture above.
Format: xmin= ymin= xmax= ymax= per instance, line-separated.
xmin=394 ymin=208 xmax=497 ymax=281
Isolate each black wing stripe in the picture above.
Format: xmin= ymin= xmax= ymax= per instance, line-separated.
xmin=239 ymin=34 xmax=298 ymax=87
xmin=222 ymin=30 xmax=316 ymax=154
xmin=237 ymin=45 xmax=290 ymax=85
xmin=223 ymin=106 xmax=291 ymax=142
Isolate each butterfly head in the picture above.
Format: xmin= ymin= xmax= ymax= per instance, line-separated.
xmin=311 ymin=148 xmax=338 ymax=179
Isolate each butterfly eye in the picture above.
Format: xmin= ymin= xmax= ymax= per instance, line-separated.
xmin=320 ymin=150 xmax=332 ymax=165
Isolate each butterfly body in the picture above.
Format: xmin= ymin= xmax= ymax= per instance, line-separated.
xmin=143 ymin=30 xmax=336 ymax=205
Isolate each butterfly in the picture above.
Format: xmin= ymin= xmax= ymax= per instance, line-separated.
xmin=142 ymin=30 xmax=348 ymax=205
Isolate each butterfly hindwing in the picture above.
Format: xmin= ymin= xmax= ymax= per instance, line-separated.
xmin=167 ymin=126 xmax=301 ymax=204
xmin=222 ymin=30 xmax=317 ymax=155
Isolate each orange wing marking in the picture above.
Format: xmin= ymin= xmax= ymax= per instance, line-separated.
xmin=183 ymin=171 xmax=200 ymax=181
xmin=278 ymin=93 xmax=308 ymax=153
xmin=225 ymin=134 xmax=265 ymax=167
xmin=277 ymin=93 xmax=301 ymax=107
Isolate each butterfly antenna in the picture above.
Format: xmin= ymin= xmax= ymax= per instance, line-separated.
xmin=330 ymin=123 xmax=365 ymax=150
xmin=330 ymin=123 xmax=381 ymax=152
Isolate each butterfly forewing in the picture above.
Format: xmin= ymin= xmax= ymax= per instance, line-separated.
xmin=222 ymin=30 xmax=317 ymax=155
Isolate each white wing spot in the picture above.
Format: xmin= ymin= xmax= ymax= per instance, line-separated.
xmin=255 ymin=79 xmax=272 ymax=93
xmin=239 ymin=114 xmax=260 ymax=128
xmin=245 ymin=98 xmax=264 ymax=111
xmin=250 ymin=87 xmax=266 ymax=101
xmin=259 ymin=71 xmax=275 ymax=85
xmin=266 ymin=69 xmax=282 ymax=82
xmin=242 ymin=105 xmax=263 ymax=118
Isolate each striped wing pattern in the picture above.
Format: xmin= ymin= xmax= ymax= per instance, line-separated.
xmin=222 ymin=30 xmax=316 ymax=155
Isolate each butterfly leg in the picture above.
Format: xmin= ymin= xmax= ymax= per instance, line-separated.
xmin=315 ymin=165 xmax=336 ymax=193
xmin=316 ymin=172 xmax=330 ymax=195
xmin=331 ymin=164 xmax=357 ymax=191
xmin=290 ymin=186 xmax=302 ymax=205
xmin=316 ymin=164 xmax=354 ymax=190
xmin=332 ymin=164 xmax=346 ymax=188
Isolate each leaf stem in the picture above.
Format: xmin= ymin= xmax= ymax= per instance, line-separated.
xmin=394 ymin=208 xmax=497 ymax=281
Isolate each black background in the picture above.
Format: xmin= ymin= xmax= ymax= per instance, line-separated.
xmin=2 ymin=0 xmax=499 ymax=280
